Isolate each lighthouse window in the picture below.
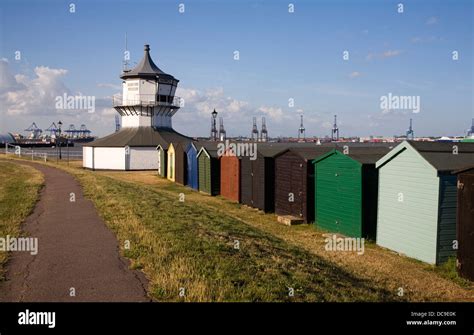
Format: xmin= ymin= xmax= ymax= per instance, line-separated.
xmin=127 ymin=82 xmax=139 ymax=91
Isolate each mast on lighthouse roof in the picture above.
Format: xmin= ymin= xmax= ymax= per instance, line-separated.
xmin=113 ymin=44 xmax=181 ymax=129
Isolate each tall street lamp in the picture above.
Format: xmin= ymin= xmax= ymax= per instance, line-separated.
xmin=58 ymin=120 xmax=62 ymax=160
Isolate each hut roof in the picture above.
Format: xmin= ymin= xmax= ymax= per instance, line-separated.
xmin=197 ymin=142 xmax=221 ymax=158
xmin=313 ymin=147 xmax=391 ymax=165
xmin=376 ymin=140 xmax=474 ymax=172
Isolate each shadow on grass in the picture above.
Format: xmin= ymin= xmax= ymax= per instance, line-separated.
xmin=81 ymin=173 xmax=403 ymax=302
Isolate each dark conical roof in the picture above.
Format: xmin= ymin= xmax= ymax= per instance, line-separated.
xmin=87 ymin=126 xmax=190 ymax=148
xmin=120 ymin=44 xmax=177 ymax=81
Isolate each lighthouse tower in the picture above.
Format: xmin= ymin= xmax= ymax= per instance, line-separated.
xmin=115 ymin=44 xmax=181 ymax=129
xmin=83 ymin=44 xmax=190 ymax=171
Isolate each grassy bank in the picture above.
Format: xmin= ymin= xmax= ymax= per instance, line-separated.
xmin=0 ymin=161 xmax=43 ymax=280
xmin=1 ymin=156 xmax=472 ymax=301
xmin=94 ymin=170 xmax=474 ymax=302
xmin=77 ymin=169 xmax=400 ymax=301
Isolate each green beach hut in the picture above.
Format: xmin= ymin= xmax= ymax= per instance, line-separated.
xmin=312 ymin=147 xmax=390 ymax=239
xmin=197 ymin=142 xmax=220 ymax=196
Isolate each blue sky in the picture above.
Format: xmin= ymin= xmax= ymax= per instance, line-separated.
xmin=0 ymin=0 xmax=472 ymax=138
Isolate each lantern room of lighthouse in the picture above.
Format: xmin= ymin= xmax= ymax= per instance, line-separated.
xmin=115 ymin=44 xmax=181 ymax=129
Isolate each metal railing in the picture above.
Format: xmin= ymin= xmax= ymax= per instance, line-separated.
xmin=113 ymin=94 xmax=182 ymax=108
xmin=4 ymin=143 xmax=83 ymax=163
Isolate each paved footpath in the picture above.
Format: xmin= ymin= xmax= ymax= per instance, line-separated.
xmin=0 ymin=161 xmax=150 ymax=302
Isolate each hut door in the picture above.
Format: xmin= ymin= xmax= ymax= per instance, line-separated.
xmin=251 ymin=160 xmax=257 ymax=206
xmin=187 ymin=152 xmax=192 ymax=185
xmin=458 ymin=174 xmax=474 ymax=280
xmin=157 ymin=152 xmax=161 ymax=175
xmin=203 ymin=159 xmax=210 ymax=193
xmin=291 ymin=161 xmax=304 ymax=218
xmin=334 ymin=167 xmax=343 ymax=233
xmin=169 ymin=153 xmax=174 ymax=179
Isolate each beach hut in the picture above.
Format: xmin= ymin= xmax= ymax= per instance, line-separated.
xmin=454 ymin=166 xmax=474 ymax=280
xmin=167 ymin=142 xmax=188 ymax=185
xmin=197 ymin=143 xmax=221 ymax=195
xmin=175 ymin=142 xmax=189 ymax=185
xmin=186 ymin=142 xmax=199 ymax=190
xmin=312 ymin=147 xmax=390 ymax=239
xmin=220 ymin=149 xmax=241 ymax=202
xmin=375 ymin=141 xmax=474 ymax=264
xmin=167 ymin=143 xmax=177 ymax=182
xmin=274 ymin=147 xmax=335 ymax=223
xmin=156 ymin=144 xmax=167 ymax=177
xmin=240 ymin=144 xmax=289 ymax=212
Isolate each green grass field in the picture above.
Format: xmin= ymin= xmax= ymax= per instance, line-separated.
xmin=0 ymin=161 xmax=43 ymax=280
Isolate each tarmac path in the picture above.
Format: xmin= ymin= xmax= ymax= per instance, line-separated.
xmin=0 ymin=161 xmax=150 ymax=302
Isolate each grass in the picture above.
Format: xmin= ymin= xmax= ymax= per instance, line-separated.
xmin=1 ymin=155 xmax=473 ymax=301
xmin=433 ymin=257 xmax=472 ymax=287
xmin=0 ymin=161 xmax=43 ymax=280
xmin=76 ymin=169 xmax=399 ymax=301
xmin=92 ymin=169 xmax=474 ymax=302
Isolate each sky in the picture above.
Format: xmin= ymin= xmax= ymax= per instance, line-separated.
xmin=0 ymin=0 xmax=473 ymax=138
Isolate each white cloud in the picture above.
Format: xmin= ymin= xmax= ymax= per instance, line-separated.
xmin=0 ymin=60 xmax=70 ymax=116
xmin=258 ymin=106 xmax=286 ymax=122
xmin=0 ymin=59 xmax=25 ymax=94
xmin=366 ymin=50 xmax=402 ymax=61
xmin=0 ymin=61 xmax=327 ymax=138
xmin=97 ymin=83 xmax=121 ymax=90
xmin=0 ymin=60 xmax=119 ymax=136
xmin=410 ymin=36 xmax=442 ymax=44
xmin=382 ymin=50 xmax=402 ymax=58
xmin=321 ymin=121 xmax=332 ymax=129
xmin=173 ymin=86 xmax=298 ymax=137
xmin=177 ymin=87 xmax=250 ymax=121
xmin=349 ymin=71 xmax=362 ymax=79
xmin=367 ymin=110 xmax=411 ymax=130
xmin=426 ymin=16 xmax=438 ymax=25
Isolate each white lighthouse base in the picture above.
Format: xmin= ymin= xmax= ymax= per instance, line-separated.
xmin=82 ymin=126 xmax=190 ymax=171
xmin=83 ymin=146 xmax=159 ymax=170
